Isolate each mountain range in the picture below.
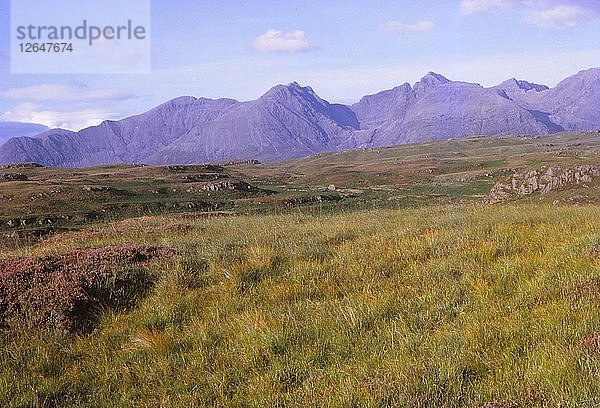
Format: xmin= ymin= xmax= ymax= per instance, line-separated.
xmin=1 ymin=68 xmax=599 ymax=167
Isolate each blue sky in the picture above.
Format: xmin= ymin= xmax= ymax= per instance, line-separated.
xmin=1 ymin=0 xmax=599 ymax=130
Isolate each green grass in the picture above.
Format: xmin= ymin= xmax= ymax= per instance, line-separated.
xmin=1 ymin=204 xmax=599 ymax=407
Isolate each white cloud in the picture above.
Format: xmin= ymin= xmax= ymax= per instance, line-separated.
xmin=525 ymin=4 xmax=588 ymax=28
xmin=1 ymin=84 xmax=136 ymax=104
xmin=460 ymin=0 xmax=515 ymax=15
xmin=253 ymin=30 xmax=314 ymax=53
xmin=383 ymin=21 xmax=435 ymax=33
xmin=0 ymin=84 xmax=140 ymax=130
xmin=460 ymin=0 xmax=597 ymax=29
xmin=2 ymin=103 xmax=114 ymax=131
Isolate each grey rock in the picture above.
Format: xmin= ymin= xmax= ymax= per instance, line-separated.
xmin=0 ymin=173 xmax=28 ymax=181
xmin=487 ymin=164 xmax=599 ymax=202
xmin=201 ymin=180 xmax=258 ymax=192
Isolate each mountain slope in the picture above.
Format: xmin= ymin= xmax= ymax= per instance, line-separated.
xmin=1 ymin=68 xmax=599 ymax=167
xmin=353 ymin=72 xmax=561 ymax=146
xmin=146 ymin=82 xmax=359 ymax=164
xmin=523 ymin=67 xmax=600 ymax=131
xmin=0 ymin=84 xmax=358 ymax=167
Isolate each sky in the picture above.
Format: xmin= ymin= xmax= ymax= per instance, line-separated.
xmin=0 ymin=0 xmax=599 ymax=131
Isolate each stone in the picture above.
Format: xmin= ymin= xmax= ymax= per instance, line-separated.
xmin=487 ymin=164 xmax=599 ymax=203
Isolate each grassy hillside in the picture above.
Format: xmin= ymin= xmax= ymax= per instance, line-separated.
xmin=0 ymin=132 xmax=599 ymax=407
xmin=1 ymin=205 xmax=599 ymax=407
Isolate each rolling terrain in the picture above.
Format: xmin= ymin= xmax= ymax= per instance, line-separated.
xmin=0 ymin=131 xmax=598 ymax=407
xmin=1 ymin=131 xmax=598 ymax=247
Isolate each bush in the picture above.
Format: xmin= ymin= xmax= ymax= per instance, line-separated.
xmin=0 ymin=244 xmax=173 ymax=332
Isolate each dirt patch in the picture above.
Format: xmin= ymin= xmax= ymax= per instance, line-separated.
xmin=0 ymin=244 xmax=174 ymax=332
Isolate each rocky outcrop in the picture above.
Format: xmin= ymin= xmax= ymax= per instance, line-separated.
xmin=283 ymin=194 xmax=341 ymax=206
xmin=201 ymin=180 xmax=258 ymax=192
xmin=487 ymin=164 xmax=599 ymax=203
xmin=182 ymin=174 xmax=227 ymax=182
xmin=166 ymin=164 xmax=225 ymax=173
xmin=0 ymin=162 xmax=43 ymax=169
xmin=220 ymin=159 xmax=262 ymax=166
xmin=0 ymin=173 xmax=28 ymax=181
xmin=82 ymin=185 xmax=113 ymax=192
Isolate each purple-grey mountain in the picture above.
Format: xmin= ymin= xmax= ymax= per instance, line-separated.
xmin=1 ymin=68 xmax=599 ymax=167
xmin=0 ymin=121 xmax=48 ymax=147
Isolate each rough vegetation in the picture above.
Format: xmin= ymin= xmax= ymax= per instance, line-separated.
xmin=0 ymin=245 xmax=173 ymax=332
xmin=0 ymin=132 xmax=598 ymax=407
xmin=0 ymin=206 xmax=599 ymax=407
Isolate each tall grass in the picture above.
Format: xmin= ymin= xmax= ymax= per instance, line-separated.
xmin=1 ymin=204 xmax=599 ymax=407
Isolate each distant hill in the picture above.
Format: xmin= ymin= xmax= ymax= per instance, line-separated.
xmin=1 ymin=68 xmax=599 ymax=167
xmin=0 ymin=122 xmax=48 ymax=146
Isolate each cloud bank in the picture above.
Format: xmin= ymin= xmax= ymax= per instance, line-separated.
xmin=460 ymin=0 xmax=597 ymax=29
xmin=1 ymin=84 xmax=136 ymax=104
xmin=2 ymin=103 xmax=114 ymax=131
xmin=383 ymin=21 xmax=435 ymax=33
xmin=460 ymin=0 xmax=514 ymax=15
xmin=253 ymin=30 xmax=314 ymax=53
xmin=525 ymin=4 xmax=588 ymax=28
xmin=1 ymin=84 xmax=139 ymax=130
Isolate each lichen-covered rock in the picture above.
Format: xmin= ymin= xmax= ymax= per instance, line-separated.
xmin=487 ymin=164 xmax=599 ymax=203
xmin=202 ymin=180 xmax=258 ymax=192
xmin=0 ymin=173 xmax=28 ymax=181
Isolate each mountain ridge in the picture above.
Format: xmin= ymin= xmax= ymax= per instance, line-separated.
xmin=1 ymin=68 xmax=599 ymax=167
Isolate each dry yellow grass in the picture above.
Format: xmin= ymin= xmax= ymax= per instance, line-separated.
xmin=1 ymin=203 xmax=599 ymax=407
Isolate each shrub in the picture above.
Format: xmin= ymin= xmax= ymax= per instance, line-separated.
xmin=0 ymin=244 xmax=173 ymax=332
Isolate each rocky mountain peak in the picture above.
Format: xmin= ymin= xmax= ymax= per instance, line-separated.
xmin=495 ymin=78 xmax=549 ymax=101
xmin=554 ymin=67 xmax=600 ymax=90
xmin=499 ymin=78 xmax=548 ymax=92
xmin=413 ymin=72 xmax=450 ymax=97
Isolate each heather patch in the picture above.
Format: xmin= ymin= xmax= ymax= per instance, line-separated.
xmin=0 ymin=244 xmax=173 ymax=332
